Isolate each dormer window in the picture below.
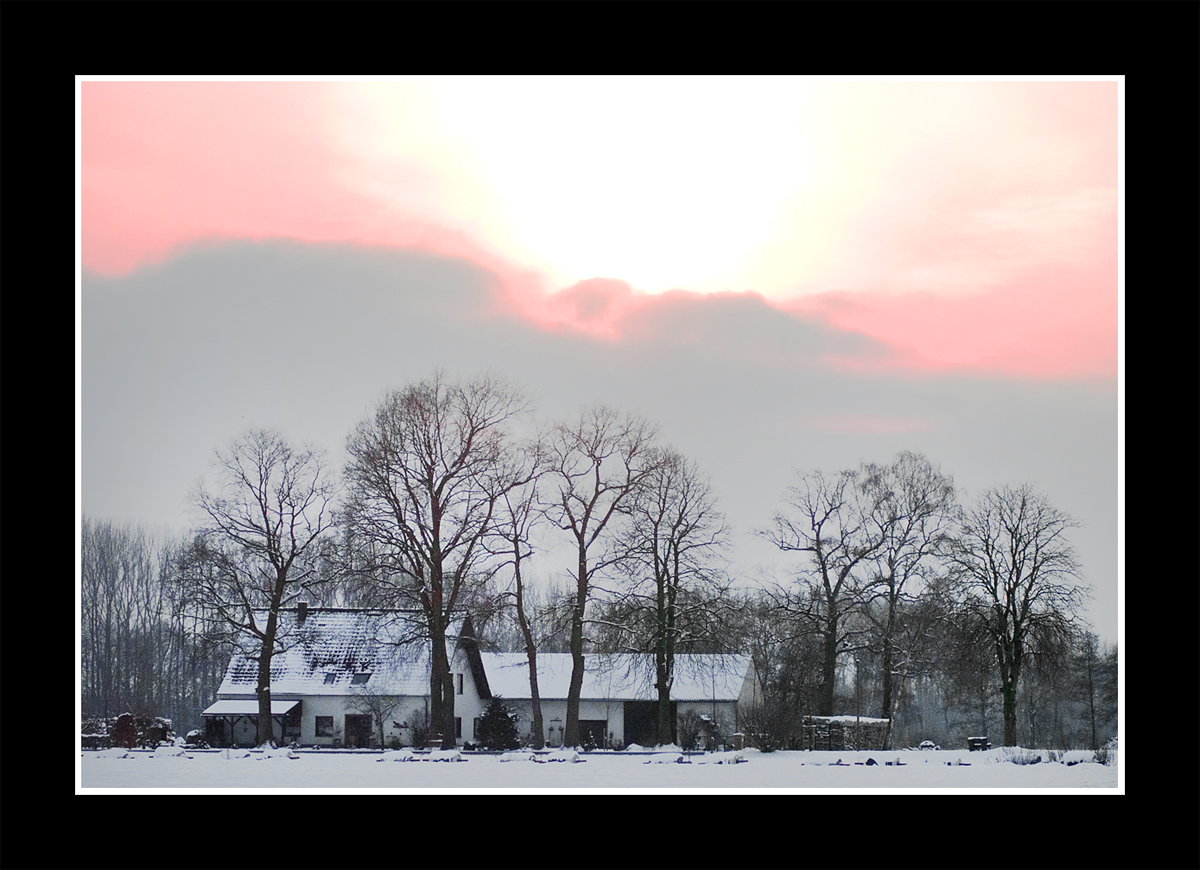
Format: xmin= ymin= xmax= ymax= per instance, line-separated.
xmin=351 ymin=672 xmax=372 ymax=685
xmin=324 ymin=673 xmax=337 ymax=685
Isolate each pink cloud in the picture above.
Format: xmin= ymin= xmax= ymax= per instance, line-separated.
xmin=787 ymin=248 xmax=1116 ymax=380
xmin=81 ymin=81 xmax=1117 ymax=383
xmin=84 ymin=83 xmax=334 ymax=273
xmin=767 ymin=82 xmax=1118 ymax=382
xmin=538 ymin=277 xmax=636 ymax=338
xmin=81 ymin=82 xmax=499 ymax=278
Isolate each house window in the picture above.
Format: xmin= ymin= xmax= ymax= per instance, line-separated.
xmin=351 ymin=672 xmax=372 ymax=685
xmin=316 ymin=716 xmax=334 ymax=737
xmin=455 ymin=717 xmax=462 ymax=738
xmin=456 ymin=673 xmax=464 ymax=695
xmin=324 ymin=673 xmax=337 ymax=685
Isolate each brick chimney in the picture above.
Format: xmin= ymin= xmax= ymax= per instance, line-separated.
xmin=298 ymin=601 xmax=308 ymax=623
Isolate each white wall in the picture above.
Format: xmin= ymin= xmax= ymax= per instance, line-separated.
xmin=676 ymin=700 xmax=738 ymax=748
xmin=299 ymin=695 xmax=431 ymax=747
xmin=451 ymin=654 xmax=485 ymax=745
xmin=497 ymin=699 xmax=627 ymax=748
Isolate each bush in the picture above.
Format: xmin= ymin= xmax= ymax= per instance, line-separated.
xmin=740 ymin=701 xmax=798 ymax=753
xmin=677 ymin=711 xmax=700 ymax=750
xmin=678 ymin=712 xmax=722 ymax=751
xmin=83 ymin=713 xmax=174 ymax=749
xmin=407 ymin=707 xmax=434 ymax=749
xmin=477 ymin=698 xmax=521 ymax=751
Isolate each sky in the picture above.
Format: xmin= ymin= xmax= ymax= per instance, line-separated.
xmin=76 ymin=77 xmax=1122 ymax=643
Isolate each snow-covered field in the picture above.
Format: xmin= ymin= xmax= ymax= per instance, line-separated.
xmin=79 ymin=745 xmax=1120 ymax=791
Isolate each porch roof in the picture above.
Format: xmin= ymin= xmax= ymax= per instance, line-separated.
xmin=202 ymin=699 xmax=301 ymax=717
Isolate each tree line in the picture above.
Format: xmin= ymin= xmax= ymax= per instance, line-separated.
xmin=80 ymin=517 xmax=232 ymax=735
xmin=79 ymin=370 xmax=1116 ymax=750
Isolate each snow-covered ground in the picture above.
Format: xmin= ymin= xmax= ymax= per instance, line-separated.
xmin=79 ymin=745 xmax=1120 ymax=791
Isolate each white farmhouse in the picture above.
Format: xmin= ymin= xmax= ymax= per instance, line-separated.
xmin=203 ymin=606 xmax=444 ymax=748
xmin=204 ymin=606 xmax=759 ymax=750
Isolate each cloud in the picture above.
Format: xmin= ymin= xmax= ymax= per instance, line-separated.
xmin=78 ymin=79 xmax=1121 ymax=644
xmin=80 ymin=81 xmax=505 ymax=279
xmin=540 ymin=277 xmax=635 ymax=335
xmin=80 ymin=239 xmax=1118 ymax=640
xmin=788 ymin=252 xmax=1117 ymax=381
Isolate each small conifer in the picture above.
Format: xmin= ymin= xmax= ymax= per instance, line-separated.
xmin=477 ymin=697 xmax=521 ymax=750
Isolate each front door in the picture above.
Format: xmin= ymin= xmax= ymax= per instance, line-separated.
xmin=345 ymin=714 xmax=373 ymax=748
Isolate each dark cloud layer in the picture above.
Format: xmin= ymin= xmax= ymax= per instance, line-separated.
xmin=81 ymin=240 xmax=1117 ymax=639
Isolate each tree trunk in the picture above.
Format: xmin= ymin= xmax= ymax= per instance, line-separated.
xmin=565 ymin=547 xmax=588 ymax=748
xmin=516 ymin=573 xmax=544 ymax=749
xmin=883 ymin=654 xmax=908 ymax=751
xmin=1001 ymin=680 xmax=1018 ymax=746
xmin=257 ymin=654 xmax=274 ymax=747
xmin=818 ymin=614 xmax=838 ymax=716
xmin=430 ymin=618 xmax=458 ymax=749
xmin=998 ymin=633 xmax=1021 ymax=746
xmin=257 ymin=601 xmax=281 ymax=746
xmin=657 ymin=655 xmax=673 ymax=747
xmin=655 ymin=567 xmax=678 ymax=746
xmin=441 ymin=668 xmax=457 ymax=750
xmin=1083 ymin=636 xmax=1098 ymax=752
xmin=879 ymin=595 xmax=896 ymax=721
xmin=566 ymin=608 xmax=585 ymax=748
xmin=526 ymin=649 xmax=545 ymax=750
xmin=429 ymin=612 xmax=448 ymax=747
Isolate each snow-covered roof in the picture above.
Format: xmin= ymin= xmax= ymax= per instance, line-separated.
xmin=217 ymin=608 xmax=461 ymax=698
xmin=202 ymin=699 xmax=301 ymax=716
xmin=479 ymin=653 xmax=752 ymax=702
xmin=805 ymin=715 xmax=891 ymax=725
xmin=214 ymin=608 xmax=752 ymax=707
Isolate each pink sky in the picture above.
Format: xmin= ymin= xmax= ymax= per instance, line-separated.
xmin=80 ymin=79 xmax=1119 ymax=381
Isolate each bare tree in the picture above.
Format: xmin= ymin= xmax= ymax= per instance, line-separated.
xmin=761 ymin=468 xmax=883 ymax=716
xmin=610 ymin=448 xmax=731 ymax=745
xmin=948 ymin=483 xmax=1088 ymax=746
xmin=343 ymin=372 xmax=526 ymax=749
xmin=1076 ymin=630 xmax=1103 ymax=752
xmin=185 ymin=429 xmax=338 ymax=746
xmin=348 ymin=686 xmax=405 ymax=749
xmin=81 ymin=517 xmax=159 ymax=722
xmin=80 ymin=517 xmax=237 ymax=739
xmin=542 ymin=405 xmax=658 ymax=748
xmin=858 ymin=451 xmax=956 ymax=743
xmin=1070 ymin=633 xmax=1113 ymax=753
xmin=486 ymin=436 xmax=548 ymax=747
xmin=729 ymin=587 xmax=823 ymax=750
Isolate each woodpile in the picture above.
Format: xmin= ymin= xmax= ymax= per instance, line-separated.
xmin=801 ymin=716 xmax=890 ymax=751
